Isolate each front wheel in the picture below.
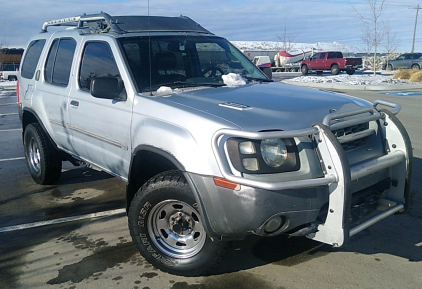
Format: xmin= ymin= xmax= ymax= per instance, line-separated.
xmin=23 ymin=123 xmax=62 ymax=184
xmin=301 ymin=65 xmax=308 ymax=75
xmin=128 ymin=171 xmax=227 ymax=276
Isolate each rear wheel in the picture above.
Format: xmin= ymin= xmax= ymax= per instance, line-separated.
xmin=411 ymin=64 xmax=420 ymax=70
xmin=331 ymin=64 xmax=340 ymax=75
xmin=346 ymin=69 xmax=355 ymax=75
xmin=128 ymin=170 xmax=227 ymax=276
xmin=23 ymin=123 xmax=62 ymax=184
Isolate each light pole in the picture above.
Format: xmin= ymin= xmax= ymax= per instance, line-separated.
xmin=410 ymin=5 xmax=422 ymax=53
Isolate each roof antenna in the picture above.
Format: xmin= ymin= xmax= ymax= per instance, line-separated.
xmin=148 ymin=0 xmax=153 ymax=96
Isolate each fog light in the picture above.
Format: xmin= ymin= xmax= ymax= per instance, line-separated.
xmin=264 ymin=216 xmax=283 ymax=233
xmin=242 ymin=158 xmax=259 ymax=171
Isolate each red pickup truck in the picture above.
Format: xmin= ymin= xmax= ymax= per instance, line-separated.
xmin=300 ymin=51 xmax=362 ymax=75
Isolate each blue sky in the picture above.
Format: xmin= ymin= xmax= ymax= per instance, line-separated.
xmin=1 ymin=0 xmax=421 ymax=53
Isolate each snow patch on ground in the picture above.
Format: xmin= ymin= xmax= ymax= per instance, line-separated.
xmin=287 ymin=74 xmax=410 ymax=86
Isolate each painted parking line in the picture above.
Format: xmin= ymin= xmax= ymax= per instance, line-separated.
xmin=0 ymin=208 xmax=126 ymax=233
xmin=0 ymin=113 xmax=18 ymax=116
xmin=379 ymin=92 xmax=422 ymax=96
xmin=0 ymin=128 xmax=22 ymax=132
xmin=0 ymin=157 xmax=25 ymax=162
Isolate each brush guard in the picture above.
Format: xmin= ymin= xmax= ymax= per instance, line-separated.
xmin=212 ymin=100 xmax=412 ymax=247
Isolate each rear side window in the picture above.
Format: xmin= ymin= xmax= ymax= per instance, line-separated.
xmin=79 ymin=41 xmax=120 ymax=91
xmin=44 ymin=38 xmax=76 ymax=86
xmin=21 ymin=39 xmax=46 ymax=79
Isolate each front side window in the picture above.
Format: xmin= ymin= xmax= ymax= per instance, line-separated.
xmin=319 ymin=53 xmax=326 ymax=59
xmin=79 ymin=41 xmax=120 ymax=91
xmin=119 ymin=35 xmax=268 ymax=92
xmin=21 ymin=39 xmax=46 ymax=79
xmin=44 ymin=38 xmax=76 ymax=86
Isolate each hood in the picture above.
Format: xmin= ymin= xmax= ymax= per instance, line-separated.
xmin=159 ymin=82 xmax=371 ymax=131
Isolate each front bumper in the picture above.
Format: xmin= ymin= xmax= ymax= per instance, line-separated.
xmin=203 ymin=100 xmax=412 ymax=246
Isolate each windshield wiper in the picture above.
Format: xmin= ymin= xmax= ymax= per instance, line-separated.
xmin=145 ymin=81 xmax=225 ymax=92
xmin=243 ymin=76 xmax=274 ymax=83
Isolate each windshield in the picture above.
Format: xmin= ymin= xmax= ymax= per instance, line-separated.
xmin=119 ymin=35 xmax=268 ymax=92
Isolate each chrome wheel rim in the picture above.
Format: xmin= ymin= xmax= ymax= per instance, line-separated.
xmin=28 ymin=137 xmax=41 ymax=173
xmin=148 ymin=200 xmax=206 ymax=259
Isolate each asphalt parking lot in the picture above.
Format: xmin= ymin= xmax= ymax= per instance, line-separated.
xmin=1 ymin=82 xmax=422 ymax=289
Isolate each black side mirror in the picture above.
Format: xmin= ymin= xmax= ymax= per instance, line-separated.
xmin=90 ymin=77 xmax=126 ymax=100
xmin=261 ymin=67 xmax=273 ymax=79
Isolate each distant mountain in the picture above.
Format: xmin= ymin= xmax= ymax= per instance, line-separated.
xmin=231 ymin=41 xmax=361 ymax=55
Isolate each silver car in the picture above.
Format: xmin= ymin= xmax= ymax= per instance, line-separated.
xmin=385 ymin=52 xmax=422 ymax=70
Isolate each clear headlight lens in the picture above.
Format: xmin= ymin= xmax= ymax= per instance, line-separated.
xmin=260 ymin=139 xmax=288 ymax=168
xmin=239 ymin=141 xmax=255 ymax=154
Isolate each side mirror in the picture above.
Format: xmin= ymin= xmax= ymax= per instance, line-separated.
xmin=90 ymin=77 xmax=126 ymax=100
xmin=261 ymin=67 xmax=273 ymax=79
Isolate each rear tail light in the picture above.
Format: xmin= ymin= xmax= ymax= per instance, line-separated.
xmin=17 ymin=80 xmax=21 ymax=108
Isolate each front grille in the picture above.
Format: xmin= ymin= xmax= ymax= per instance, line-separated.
xmin=332 ymin=122 xmax=370 ymax=152
xmin=332 ymin=122 xmax=369 ymax=138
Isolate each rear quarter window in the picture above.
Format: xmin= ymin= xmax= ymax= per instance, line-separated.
xmin=21 ymin=39 xmax=46 ymax=79
xmin=44 ymin=38 xmax=77 ymax=86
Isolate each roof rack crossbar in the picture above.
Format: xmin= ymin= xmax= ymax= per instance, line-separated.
xmin=41 ymin=13 xmax=124 ymax=34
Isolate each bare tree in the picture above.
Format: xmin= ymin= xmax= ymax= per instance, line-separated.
xmin=276 ymin=25 xmax=296 ymax=53
xmin=353 ymin=0 xmax=387 ymax=75
xmin=383 ymin=23 xmax=399 ymax=70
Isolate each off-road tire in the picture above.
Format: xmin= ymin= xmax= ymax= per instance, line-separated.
xmin=331 ymin=64 xmax=340 ymax=75
xmin=301 ymin=65 xmax=308 ymax=75
xmin=128 ymin=170 xmax=227 ymax=276
xmin=23 ymin=123 xmax=62 ymax=184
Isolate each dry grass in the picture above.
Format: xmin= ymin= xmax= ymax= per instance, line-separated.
xmin=409 ymin=71 xmax=422 ymax=82
xmin=392 ymin=69 xmax=420 ymax=80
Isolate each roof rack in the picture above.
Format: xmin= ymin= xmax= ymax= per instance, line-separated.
xmin=41 ymin=12 xmax=213 ymax=35
xmin=41 ymin=13 xmax=123 ymax=33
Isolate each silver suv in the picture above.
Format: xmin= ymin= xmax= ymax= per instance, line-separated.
xmin=18 ymin=13 xmax=412 ymax=276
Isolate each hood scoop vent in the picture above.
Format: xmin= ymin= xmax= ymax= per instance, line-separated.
xmin=219 ymin=102 xmax=252 ymax=111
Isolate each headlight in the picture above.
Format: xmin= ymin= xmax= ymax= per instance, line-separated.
xmin=260 ymin=139 xmax=287 ymax=167
xmin=227 ymin=137 xmax=299 ymax=174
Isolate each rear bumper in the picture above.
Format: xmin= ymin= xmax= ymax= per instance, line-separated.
xmin=202 ymin=100 xmax=412 ymax=246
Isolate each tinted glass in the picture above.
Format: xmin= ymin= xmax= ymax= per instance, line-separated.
xmin=44 ymin=39 xmax=59 ymax=83
xmin=21 ymin=39 xmax=46 ymax=79
xmin=119 ymin=35 xmax=267 ymax=92
xmin=53 ymin=39 xmax=76 ymax=86
xmin=44 ymin=38 xmax=76 ymax=86
xmin=79 ymin=42 xmax=120 ymax=91
xmin=319 ymin=53 xmax=326 ymax=59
